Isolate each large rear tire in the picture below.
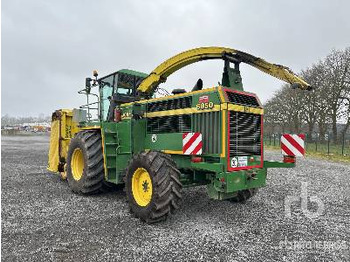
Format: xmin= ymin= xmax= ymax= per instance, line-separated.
xmin=66 ymin=130 xmax=109 ymax=194
xmin=125 ymin=151 xmax=182 ymax=223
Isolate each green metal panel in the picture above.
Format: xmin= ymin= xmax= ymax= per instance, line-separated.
xmin=170 ymin=154 xmax=192 ymax=169
xmin=207 ymin=168 xmax=267 ymax=200
xmin=191 ymin=90 xmax=221 ymax=105
xmin=115 ymin=121 xmax=132 ymax=154
xmin=221 ymin=61 xmax=244 ymax=91
xmin=102 ymin=122 xmax=118 ymax=182
xmin=102 ymin=120 xmax=133 ymax=184
xmin=145 ymin=133 xmax=183 ymax=151
xmin=192 ymin=111 xmax=221 ymax=155
xmin=115 ymin=120 xmax=132 ymax=179
xmin=191 ymin=162 xmax=224 ymax=173
xmin=132 ymin=118 xmax=146 ymax=154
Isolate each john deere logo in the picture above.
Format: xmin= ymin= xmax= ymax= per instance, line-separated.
xmin=151 ymin=134 xmax=157 ymax=143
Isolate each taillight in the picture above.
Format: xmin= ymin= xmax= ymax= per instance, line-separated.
xmin=283 ymin=156 xmax=296 ymax=163
xmin=191 ymin=156 xmax=202 ymax=163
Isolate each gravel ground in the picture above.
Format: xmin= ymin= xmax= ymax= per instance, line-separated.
xmin=1 ymin=135 xmax=349 ymax=261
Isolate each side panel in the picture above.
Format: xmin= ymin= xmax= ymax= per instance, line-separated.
xmin=115 ymin=121 xmax=132 ymax=178
xmin=47 ymin=109 xmax=81 ymax=173
xmin=102 ymin=118 xmax=138 ymax=184
xmin=133 ymin=118 xmax=146 ymax=154
xmin=47 ymin=119 xmax=60 ymax=172
xmin=101 ymin=122 xmax=118 ymax=182
xmin=145 ymin=133 xmax=183 ymax=153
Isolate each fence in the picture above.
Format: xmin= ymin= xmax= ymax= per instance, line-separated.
xmin=264 ymin=133 xmax=350 ymax=157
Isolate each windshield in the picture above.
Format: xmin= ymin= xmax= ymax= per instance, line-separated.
xmin=100 ymin=84 xmax=113 ymax=121
xmin=100 ymin=74 xmax=114 ymax=88
xmin=97 ymin=71 xmax=146 ymax=120
xmin=116 ymin=87 xmax=131 ymax=95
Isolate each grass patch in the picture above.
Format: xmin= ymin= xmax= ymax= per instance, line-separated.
xmin=264 ymin=144 xmax=350 ymax=164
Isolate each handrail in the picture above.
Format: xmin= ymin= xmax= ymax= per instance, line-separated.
xmin=78 ymin=88 xmax=100 ymax=121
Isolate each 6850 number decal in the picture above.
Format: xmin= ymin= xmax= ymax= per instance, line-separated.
xmin=196 ymin=102 xmax=214 ymax=110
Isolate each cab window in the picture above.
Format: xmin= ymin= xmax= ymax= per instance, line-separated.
xmin=100 ymin=85 xmax=113 ymax=121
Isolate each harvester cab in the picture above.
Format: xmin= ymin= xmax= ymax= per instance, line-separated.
xmin=81 ymin=69 xmax=148 ymax=122
xmin=48 ymin=46 xmax=311 ymax=223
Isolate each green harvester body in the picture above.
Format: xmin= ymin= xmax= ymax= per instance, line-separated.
xmin=80 ymin=63 xmax=293 ymax=201
xmin=48 ymin=47 xmax=310 ymax=222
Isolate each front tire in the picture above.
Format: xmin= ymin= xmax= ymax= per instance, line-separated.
xmin=125 ymin=152 xmax=182 ymax=223
xmin=66 ymin=130 xmax=107 ymax=194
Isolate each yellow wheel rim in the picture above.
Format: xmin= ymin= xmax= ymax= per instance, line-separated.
xmin=71 ymin=148 xmax=84 ymax=181
xmin=131 ymin=168 xmax=153 ymax=207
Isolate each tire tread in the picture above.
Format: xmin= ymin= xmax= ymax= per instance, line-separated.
xmin=125 ymin=151 xmax=182 ymax=223
xmin=67 ymin=130 xmax=111 ymax=195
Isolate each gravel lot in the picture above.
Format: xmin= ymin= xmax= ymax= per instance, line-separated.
xmin=1 ymin=135 xmax=349 ymax=261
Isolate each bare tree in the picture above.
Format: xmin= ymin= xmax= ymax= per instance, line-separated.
xmin=323 ymin=48 xmax=350 ymax=142
xmin=264 ymin=47 xmax=350 ymax=143
xmin=264 ymin=85 xmax=307 ymax=135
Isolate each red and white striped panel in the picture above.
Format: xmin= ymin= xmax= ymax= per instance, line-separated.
xmin=183 ymin=133 xmax=202 ymax=155
xmin=281 ymin=134 xmax=305 ymax=157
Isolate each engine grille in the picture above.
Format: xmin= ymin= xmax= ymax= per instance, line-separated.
xmin=193 ymin=112 xmax=221 ymax=154
xmin=147 ymin=114 xmax=191 ymax=134
xmin=147 ymin=97 xmax=192 ymax=112
xmin=226 ymin=91 xmax=260 ymax=108
xmin=229 ymin=111 xmax=261 ymax=156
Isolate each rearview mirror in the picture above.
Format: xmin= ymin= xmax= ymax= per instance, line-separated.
xmin=85 ymin=77 xmax=92 ymax=94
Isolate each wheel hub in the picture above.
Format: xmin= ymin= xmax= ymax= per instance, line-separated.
xmin=71 ymin=148 xmax=84 ymax=181
xmin=132 ymin=168 xmax=153 ymax=206
xmin=142 ymin=180 xmax=149 ymax=192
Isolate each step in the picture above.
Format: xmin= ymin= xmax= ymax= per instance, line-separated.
xmin=106 ymin=142 xmax=118 ymax=145
xmin=104 ymin=130 xmax=117 ymax=134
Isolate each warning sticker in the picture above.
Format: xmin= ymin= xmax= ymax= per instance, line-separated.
xmin=237 ymin=156 xmax=248 ymax=167
xmin=230 ymin=157 xmax=238 ymax=168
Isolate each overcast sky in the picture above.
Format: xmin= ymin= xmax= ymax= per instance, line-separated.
xmin=2 ymin=0 xmax=350 ymax=117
